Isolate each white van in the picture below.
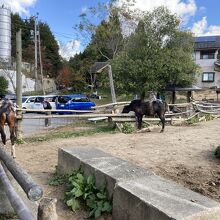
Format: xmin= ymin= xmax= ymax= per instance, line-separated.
xmin=22 ymin=96 xmax=37 ymax=110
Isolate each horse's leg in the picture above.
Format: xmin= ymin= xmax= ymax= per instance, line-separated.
xmin=0 ymin=125 xmax=6 ymax=146
xmin=136 ymin=114 xmax=143 ymax=130
xmin=7 ymin=113 xmax=16 ymax=158
xmin=9 ymin=125 xmax=16 ymax=158
xmin=158 ymin=114 xmax=165 ymax=132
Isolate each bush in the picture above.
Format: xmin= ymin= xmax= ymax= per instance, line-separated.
xmin=186 ymin=116 xmax=199 ymax=125
xmin=204 ymin=114 xmax=214 ymax=121
xmin=214 ymin=145 xmax=220 ymax=158
xmin=121 ymin=122 xmax=134 ymax=134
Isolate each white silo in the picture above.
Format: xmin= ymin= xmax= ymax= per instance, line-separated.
xmin=0 ymin=5 xmax=11 ymax=63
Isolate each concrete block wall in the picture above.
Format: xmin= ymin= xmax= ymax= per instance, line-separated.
xmin=58 ymin=147 xmax=220 ymax=220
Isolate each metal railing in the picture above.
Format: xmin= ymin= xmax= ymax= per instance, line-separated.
xmin=0 ymin=146 xmax=43 ymax=220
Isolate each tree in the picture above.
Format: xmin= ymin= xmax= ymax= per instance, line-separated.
xmin=0 ymin=76 xmax=8 ymax=95
xmin=75 ymin=1 xmax=124 ymax=60
xmin=112 ymin=7 xmax=198 ymax=99
xmin=39 ymin=22 xmax=62 ymax=77
xmin=56 ymin=65 xmax=72 ymax=89
xmin=11 ymin=13 xmax=62 ymax=78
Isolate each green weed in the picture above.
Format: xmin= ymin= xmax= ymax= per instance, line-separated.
xmin=214 ymin=145 xmax=220 ymax=158
xmin=64 ymin=168 xmax=112 ymax=219
xmin=121 ymin=122 xmax=134 ymax=134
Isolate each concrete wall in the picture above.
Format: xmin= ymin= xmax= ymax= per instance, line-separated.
xmin=0 ymin=69 xmax=57 ymax=94
xmin=0 ymin=69 xmax=35 ymax=93
xmin=58 ymin=147 xmax=220 ymax=220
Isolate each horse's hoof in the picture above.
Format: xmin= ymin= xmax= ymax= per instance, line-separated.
xmin=160 ymin=130 xmax=164 ymax=133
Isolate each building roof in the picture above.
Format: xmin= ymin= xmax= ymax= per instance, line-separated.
xmin=194 ymin=35 xmax=220 ymax=50
xmin=90 ymin=62 xmax=109 ymax=73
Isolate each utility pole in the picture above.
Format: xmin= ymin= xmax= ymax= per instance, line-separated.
xmin=34 ymin=15 xmax=38 ymax=91
xmin=16 ymin=29 xmax=23 ymax=140
xmin=107 ymin=64 xmax=116 ymax=103
xmin=38 ymin=26 xmax=45 ymax=95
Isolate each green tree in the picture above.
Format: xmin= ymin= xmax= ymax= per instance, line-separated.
xmin=75 ymin=1 xmax=124 ymax=60
xmin=11 ymin=14 xmax=62 ymax=78
xmin=112 ymin=7 xmax=198 ymax=99
xmin=11 ymin=13 xmax=24 ymax=59
xmin=39 ymin=22 xmax=62 ymax=77
xmin=0 ymin=76 xmax=8 ymax=95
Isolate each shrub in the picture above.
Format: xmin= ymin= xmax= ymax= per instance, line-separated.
xmin=121 ymin=122 xmax=134 ymax=134
xmin=204 ymin=114 xmax=214 ymax=121
xmin=214 ymin=145 xmax=220 ymax=158
xmin=186 ymin=116 xmax=199 ymax=125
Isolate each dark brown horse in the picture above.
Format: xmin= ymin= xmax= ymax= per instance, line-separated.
xmin=122 ymin=99 xmax=168 ymax=132
xmin=0 ymin=99 xmax=16 ymax=158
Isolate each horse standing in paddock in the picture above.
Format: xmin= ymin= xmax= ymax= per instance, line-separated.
xmin=0 ymin=99 xmax=16 ymax=158
xmin=122 ymin=99 xmax=168 ymax=132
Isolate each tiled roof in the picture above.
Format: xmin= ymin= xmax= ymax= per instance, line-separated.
xmin=194 ymin=36 xmax=220 ymax=50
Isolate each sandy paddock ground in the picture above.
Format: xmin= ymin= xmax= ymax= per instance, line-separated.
xmin=10 ymin=118 xmax=220 ymax=219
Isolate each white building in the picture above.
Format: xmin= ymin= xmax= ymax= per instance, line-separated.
xmin=193 ymin=36 xmax=220 ymax=89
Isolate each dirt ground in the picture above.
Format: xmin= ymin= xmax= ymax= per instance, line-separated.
xmin=11 ymin=118 xmax=220 ymax=219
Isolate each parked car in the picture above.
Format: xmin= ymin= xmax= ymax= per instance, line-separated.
xmin=22 ymin=96 xmax=37 ymax=110
xmin=32 ymin=95 xmax=57 ymax=111
xmin=21 ymin=95 xmax=57 ymax=113
xmin=56 ymin=94 xmax=95 ymax=114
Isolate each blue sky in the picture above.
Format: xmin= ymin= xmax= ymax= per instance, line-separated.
xmin=1 ymin=0 xmax=220 ymax=59
xmin=28 ymin=0 xmax=107 ymax=43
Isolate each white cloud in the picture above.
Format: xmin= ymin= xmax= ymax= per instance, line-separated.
xmin=191 ymin=16 xmax=207 ymax=35
xmin=58 ymin=40 xmax=81 ymax=61
xmin=116 ymin=0 xmax=197 ymax=22
xmin=0 ymin=0 xmax=36 ymax=15
xmin=192 ymin=17 xmax=220 ymax=36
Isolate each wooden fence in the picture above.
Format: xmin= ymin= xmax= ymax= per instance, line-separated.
xmin=15 ymin=101 xmax=220 ymax=132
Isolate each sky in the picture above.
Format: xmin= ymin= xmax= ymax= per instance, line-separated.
xmin=1 ymin=0 xmax=220 ymax=59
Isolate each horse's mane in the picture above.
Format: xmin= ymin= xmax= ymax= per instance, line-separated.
xmin=0 ymin=99 xmax=15 ymax=115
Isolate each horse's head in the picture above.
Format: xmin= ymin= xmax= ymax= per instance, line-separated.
xmin=122 ymin=105 xmax=131 ymax=113
xmin=122 ymin=100 xmax=142 ymax=113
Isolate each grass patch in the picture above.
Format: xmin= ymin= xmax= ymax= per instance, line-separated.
xmin=22 ymin=123 xmax=116 ymax=144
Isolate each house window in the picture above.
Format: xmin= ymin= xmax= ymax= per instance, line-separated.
xmin=202 ymin=72 xmax=215 ymax=82
xmin=200 ymin=50 xmax=215 ymax=59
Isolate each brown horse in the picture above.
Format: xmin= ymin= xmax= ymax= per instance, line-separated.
xmin=0 ymin=99 xmax=16 ymax=158
xmin=122 ymin=99 xmax=168 ymax=132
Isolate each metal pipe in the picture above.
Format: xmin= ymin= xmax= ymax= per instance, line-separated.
xmin=0 ymin=147 xmax=43 ymax=201
xmin=0 ymin=162 xmax=35 ymax=220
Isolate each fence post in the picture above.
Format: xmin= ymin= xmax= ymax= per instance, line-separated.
xmin=16 ymin=29 xmax=23 ymax=141
xmin=108 ymin=64 xmax=117 ymax=103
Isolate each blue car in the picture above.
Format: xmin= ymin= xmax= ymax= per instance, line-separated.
xmin=56 ymin=94 xmax=95 ymax=114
